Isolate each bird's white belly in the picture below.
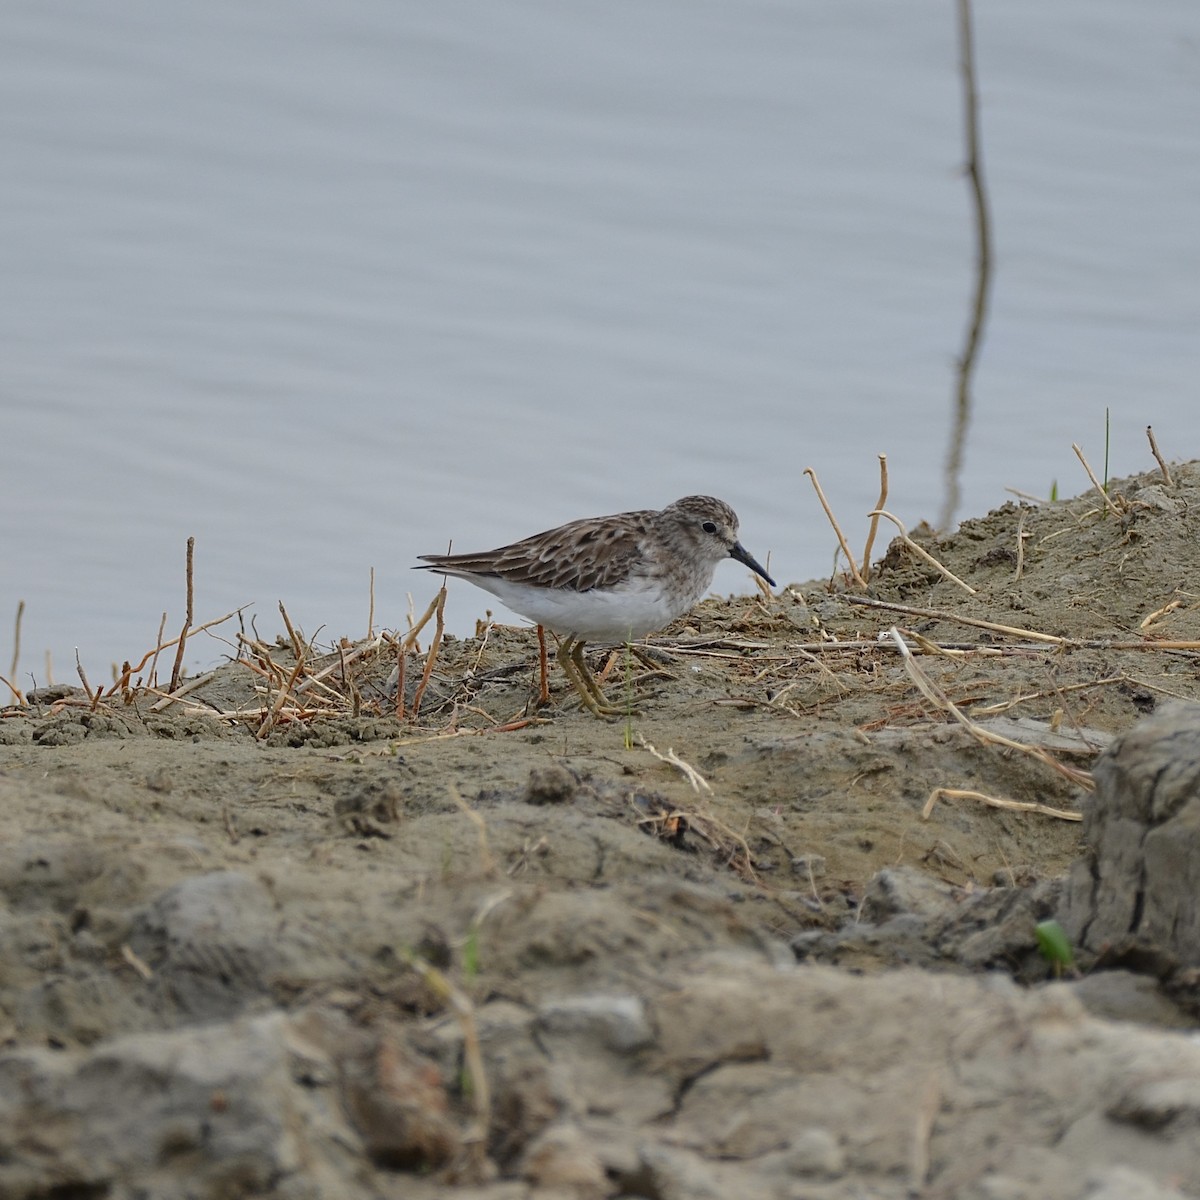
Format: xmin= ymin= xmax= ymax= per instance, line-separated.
xmin=459 ymin=575 xmax=694 ymax=642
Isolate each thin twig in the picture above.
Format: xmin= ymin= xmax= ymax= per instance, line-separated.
xmin=804 ymin=467 xmax=868 ymax=587
xmin=411 ymin=584 xmax=446 ymax=720
xmin=257 ymin=645 xmax=306 ymax=739
xmin=887 ymin=627 xmax=1093 ymax=789
xmin=860 ymin=455 xmax=888 ymax=582
xmin=1145 ymin=425 xmax=1173 ymax=486
xmin=128 ymin=607 xmax=244 ymax=684
xmin=368 ymin=566 xmax=375 ymax=638
xmin=923 ymin=787 xmax=1081 ymax=823
xmin=638 ymin=736 xmax=712 ymax=794
xmin=279 ymin=600 xmax=305 ymax=661
xmin=168 ymin=536 xmax=195 ymax=695
xmin=395 ymin=640 xmax=406 ymax=720
xmin=74 ymin=649 xmax=95 ymax=706
xmin=9 ymin=600 xmax=24 ymax=698
xmin=148 ymin=667 xmax=222 ymax=711
xmin=844 ymin=594 xmax=1066 ymax=643
xmin=147 ymin=612 xmax=168 ymax=688
xmin=869 ymin=510 xmax=977 ymax=595
xmin=1071 ymin=444 xmax=1123 ymax=517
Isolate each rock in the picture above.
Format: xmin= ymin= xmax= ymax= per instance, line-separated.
xmin=536 ymin=993 xmax=654 ymax=1053
xmin=1068 ymin=970 xmax=1193 ymax=1029
xmin=0 ymin=1011 xmax=367 ymax=1200
xmin=793 ymin=866 xmax=1061 ymax=978
xmin=783 ymin=1127 xmax=845 ymax=1178
xmin=524 ymin=765 xmax=579 ymax=805
xmin=1062 ymin=702 xmax=1200 ymax=965
xmin=859 ymin=865 xmax=961 ymax=924
xmin=127 ymin=871 xmax=291 ymax=1021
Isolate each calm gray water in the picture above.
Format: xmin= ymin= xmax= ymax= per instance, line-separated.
xmin=3 ymin=1 xmax=1198 ymax=685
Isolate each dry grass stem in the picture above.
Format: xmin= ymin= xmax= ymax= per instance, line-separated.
xmin=923 ymin=787 xmax=1082 ymax=823
xmin=1071 ymin=443 xmax=1123 ymax=517
xmin=294 ymin=635 xmax=384 ymax=695
xmin=1145 ymin=425 xmax=1173 ymax=486
xmin=869 ymin=510 xmax=976 ymax=595
xmin=400 ymin=591 xmax=444 ymax=652
xmin=395 ymin=641 xmax=407 ymax=720
xmin=279 ymin=601 xmax=305 ymax=662
xmin=123 ymin=607 xmax=244 ymax=691
xmin=148 ymin=668 xmax=222 ymax=712
xmin=8 ymin=600 xmax=24 ymax=701
xmin=845 ymin=595 xmax=1067 ymax=644
xmin=368 ymin=567 xmax=375 ymax=638
xmin=1 ymin=672 xmax=23 ymax=706
xmin=637 ymin=736 xmax=712 ymax=794
xmin=411 ymin=585 xmax=447 ymax=720
xmin=1014 ymin=512 xmax=1028 ymax=581
xmin=804 ymin=467 xmax=868 ymax=588
xmin=970 ymin=675 xmax=1123 ymax=717
xmin=887 ymin=627 xmax=1094 ymax=790
xmin=74 ymin=649 xmax=95 ymax=706
xmin=148 ymin=612 xmax=168 ymax=689
xmin=256 ymin=642 xmax=307 ymax=740
xmin=120 ymin=943 xmax=155 ymax=981
xmin=168 ymin=536 xmax=195 ymax=695
xmin=1005 ymin=486 xmax=1048 ymax=504
xmin=1140 ymin=598 xmax=1184 ymax=630
xmin=860 ymin=454 xmax=888 ymax=582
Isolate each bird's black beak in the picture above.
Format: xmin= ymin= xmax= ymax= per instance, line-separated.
xmin=730 ymin=541 xmax=775 ymax=588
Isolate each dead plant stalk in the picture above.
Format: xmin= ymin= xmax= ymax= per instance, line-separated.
xmin=886 ymin=627 xmax=1093 ymax=790
xmin=868 ymin=510 xmax=976 ymax=595
xmin=804 ymin=467 xmax=868 ymax=588
xmin=168 ymin=536 xmax=195 ymax=694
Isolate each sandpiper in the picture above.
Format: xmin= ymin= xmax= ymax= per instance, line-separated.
xmin=417 ymin=495 xmax=775 ymax=717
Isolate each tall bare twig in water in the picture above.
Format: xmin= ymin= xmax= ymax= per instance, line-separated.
xmin=939 ymin=0 xmax=993 ymax=532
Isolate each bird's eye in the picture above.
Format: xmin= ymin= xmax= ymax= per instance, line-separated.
xmin=701 ymin=520 xmax=718 ymax=534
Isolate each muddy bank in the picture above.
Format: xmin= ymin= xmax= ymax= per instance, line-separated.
xmin=1 ymin=462 xmax=1199 ymax=1198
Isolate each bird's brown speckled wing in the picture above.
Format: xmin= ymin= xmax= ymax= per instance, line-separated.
xmin=419 ymin=509 xmax=656 ymax=592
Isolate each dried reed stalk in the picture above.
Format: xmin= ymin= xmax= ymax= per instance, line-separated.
xmin=1071 ymin=443 xmax=1123 ymax=517
xmin=168 ymin=537 xmax=195 ymax=694
xmin=8 ymin=600 xmax=23 ymax=701
xmin=869 ymin=510 xmax=976 ymax=595
xmin=923 ymin=786 xmax=1081 ymax=822
xmin=860 ymin=454 xmax=888 ymax=583
xmin=410 ymin=584 xmax=447 ymax=720
xmin=638 ymin=736 xmax=712 ymax=793
xmin=74 ymin=649 xmax=95 ymax=707
xmin=1145 ymin=425 xmax=1172 ymax=486
xmin=886 ymin=627 xmax=1094 ymax=790
xmin=804 ymin=467 xmax=868 ymax=588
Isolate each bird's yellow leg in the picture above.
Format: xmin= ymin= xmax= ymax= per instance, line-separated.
xmin=556 ymin=637 xmax=626 ymax=718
